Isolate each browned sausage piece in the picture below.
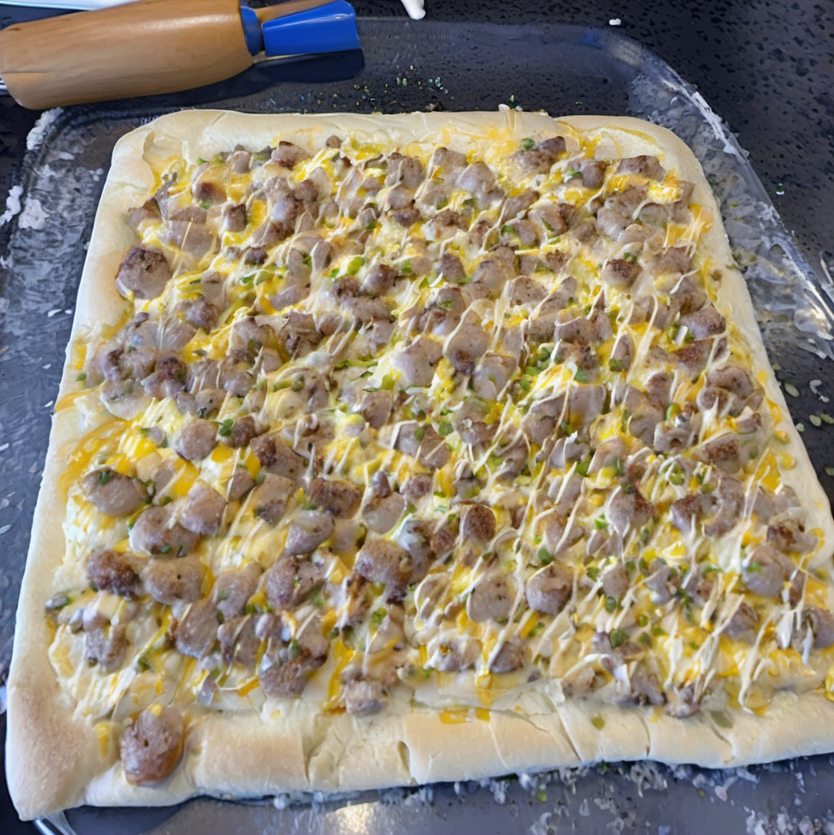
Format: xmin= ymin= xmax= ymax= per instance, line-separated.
xmin=259 ymin=622 xmax=329 ymax=697
xmin=601 ymin=562 xmax=629 ymax=601
xmin=271 ymin=141 xmax=311 ymax=168
xmin=227 ymin=467 xmax=255 ymax=502
xmin=120 ymin=707 xmax=184 ymax=785
xmin=142 ymin=556 xmax=205 ymax=605
xmin=227 ymin=416 xmax=259 ymax=450
xmin=607 ymin=487 xmax=655 ymax=535
xmin=179 ymin=482 xmax=227 ymax=536
xmin=344 ymin=679 xmax=388 ymax=715
xmin=85 ymin=623 xmax=128 ymax=671
xmin=87 ymin=549 xmax=140 ymax=598
xmin=356 ymin=389 xmax=393 ymax=429
xmin=488 ymin=638 xmax=528 ymax=673
xmin=285 ymin=510 xmax=334 ymax=555
xmin=251 ymin=434 xmax=306 ymax=482
xmin=115 ymin=245 xmax=172 ymax=300
xmin=602 ymin=258 xmax=641 ymax=288
xmin=467 ymin=574 xmax=513 ymax=623
xmin=175 ymin=419 xmax=217 ymax=462
xmin=265 ymin=556 xmax=324 ymax=609
xmin=617 ymin=155 xmax=665 ymax=180
xmin=525 ymin=563 xmax=572 ymax=615
xmin=460 ymin=504 xmax=496 ymax=544
xmin=212 ymin=562 xmax=262 ymax=619
xmin=355 ymin=538 xmax=413 ymax=595
xmin=743 ymin=544 xmax=792 ymax=598
xmin=174 ymin=598 xmax=218 ymax=658
xmin=363 ymin=493 xmax=406 ymax=534
xmin=724 ymin=601 xmax=759 ymax=643
xmin=309 ymin=477 xmax=361 ymax=517
xmin=394 ymin=336 xmax=442 ymax=387
xmin=129 ymin=506 xmax=201 ymax=557
xmin=251 ymin=474 xmax=294 ymax=525
xmin=804 ymin=606 xmax=834 ymax=649
xmin=82 ymin=468 xmax=147 ymax=517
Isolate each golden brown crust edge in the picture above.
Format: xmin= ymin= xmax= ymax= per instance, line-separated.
xmin=7 ymin=109 xmax=834 ymax=818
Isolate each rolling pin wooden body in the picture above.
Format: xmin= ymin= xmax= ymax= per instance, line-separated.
xmin=0 ymin=0 xmax=266 ymax=109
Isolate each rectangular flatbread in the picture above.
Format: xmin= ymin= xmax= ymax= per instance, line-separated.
xmin=8 ymin=109 xmax=834 ymax=820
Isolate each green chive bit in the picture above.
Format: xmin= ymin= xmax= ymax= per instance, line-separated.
xmin=709 ymin=711 xmax=733 ymax=729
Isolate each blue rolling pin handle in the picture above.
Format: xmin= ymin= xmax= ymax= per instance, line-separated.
xmin=240 ymin=1 xmax=359 ymax=58
xmin=240 ymin=5 xmax=264 ymax=55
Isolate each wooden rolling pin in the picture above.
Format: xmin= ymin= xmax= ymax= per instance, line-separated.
xmin=0 ymin=0 xmax=333 ymax=109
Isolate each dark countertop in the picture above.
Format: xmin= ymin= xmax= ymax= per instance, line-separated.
xmin=1 ymin=1 xmax=832 ymax=832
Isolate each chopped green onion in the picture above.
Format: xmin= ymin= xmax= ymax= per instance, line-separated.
xmin=710 ymin=711 xmax=733 ymax=729
xmin=346 ymin=256 xmax=365 ymax=275
xmin=371 ymin=609 xmax=386 ymax=626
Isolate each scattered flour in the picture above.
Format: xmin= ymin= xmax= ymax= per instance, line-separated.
xmin=19 ymin=197 xmax=46 ymax=230
xmin=26 ymin=108 xmax=64 ymax=152
xmin=0 ymin=184 xmax=23 ymax=228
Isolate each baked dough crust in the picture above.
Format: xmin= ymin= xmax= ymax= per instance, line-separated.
xmin=7 ymin=109 xmax=834 ymax=820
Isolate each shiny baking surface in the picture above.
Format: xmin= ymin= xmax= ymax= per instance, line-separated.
xmin=2 ymin=18 xmax=833 ymax=835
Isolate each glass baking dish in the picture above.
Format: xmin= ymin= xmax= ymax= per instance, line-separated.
xmin=2 ymin=18 xmax=833 ymax=835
